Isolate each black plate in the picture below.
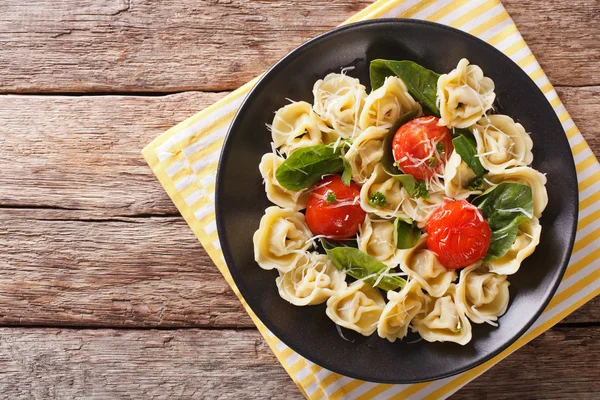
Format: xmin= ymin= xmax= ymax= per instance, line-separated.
xmin=215 ymin=19 xmax=578 ymax=383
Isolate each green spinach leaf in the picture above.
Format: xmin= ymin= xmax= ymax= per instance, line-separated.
xmin=341 ymin=157 xmax=353 ymax=186
xmin=275 ymin=145 xmax=344 ymax=191
xmin=321 ymin=239 xmax=405 ymax=291
xmin=452 ymin=134 xmax=486 ymax=176
xmin=473 ymin=182 xmax=534 ymax=231
xmin=393 ymin=218 xmax=421 ymax=249
xmin=484 ymin=220 xmax=519 ymax=261
xmin=370 ymin=59 xmax=441 ymax=115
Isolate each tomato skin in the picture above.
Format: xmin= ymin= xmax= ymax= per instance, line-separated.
xmin=392 ymin=116 xmax=453 ymax=180
xmin=305 ymin=175 xmax=366 ymax=239
xmin=426 ymin=199 xmax=491 ymax=269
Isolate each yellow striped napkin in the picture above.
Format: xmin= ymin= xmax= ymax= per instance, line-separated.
xmin=142 ymin=1 xmax=600 ymax=398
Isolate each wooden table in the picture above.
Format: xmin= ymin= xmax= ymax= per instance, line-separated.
xmin=1 ymin=1 xmax=598 ymax=398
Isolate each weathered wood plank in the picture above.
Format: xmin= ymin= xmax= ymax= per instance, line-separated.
xmin=0 ymin=208 xmax=253 ymax=328
xmin=0 ymin=92 xmax=227 ymax=216
xmin=0 ymin=328 xmax=303 ymax=400
xmin=0 ymin=207 xmax=597 ymax=328
xmin=457 ymin=327 xmax=600 ymax=399
xmin=0 ymin=0 xmax=597 ymax=93
xmin=0 ymin=327 xmax=597 ymax=399
xmin=0 ymin=87 xmax=597 ymax=216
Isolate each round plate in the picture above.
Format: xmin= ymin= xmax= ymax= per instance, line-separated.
xmin=215 ymin=19 xmax=578 ymax=383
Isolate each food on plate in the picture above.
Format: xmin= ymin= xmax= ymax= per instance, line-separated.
xmin=253 ymin=58 xmax=546 ymax=345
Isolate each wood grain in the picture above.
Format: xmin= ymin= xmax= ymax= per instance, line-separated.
xmin=0 ymin=0 xmax=598 ymax=93
xmin=0 ymin=208 xmax=253 ymax=328
xmin=0 ymin=92 xmax=228 ymax=216
xmin=0 ymin=328 xmax=303 ymax=400
xmin=0 ymin=327 xmax=598 ymax=399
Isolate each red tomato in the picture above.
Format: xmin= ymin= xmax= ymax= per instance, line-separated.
xmin=426 ymin=199 xmax=491 ymax=269
xmin=392 ymin=116 xmax=453 ymax=180
xmin=305 ymin=175 xmax=366 ymax=239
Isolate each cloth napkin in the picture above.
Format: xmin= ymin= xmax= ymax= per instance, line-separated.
xmin=142 ymin=0 xmax=600 ymax=398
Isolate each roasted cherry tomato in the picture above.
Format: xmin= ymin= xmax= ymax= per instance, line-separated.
xmin=426 ymin=199 xmax=491 ymax=269
xmin=305 ymin=175 xmax=366 ymax=239
xmin=392 ymin=116 xmax=453 ymax=180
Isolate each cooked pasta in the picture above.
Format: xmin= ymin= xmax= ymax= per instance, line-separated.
xmin=398 ymin=235 xmax=457 ymax=298
xmin=486 ymin=167 xmax=548 ymax=218
xmin=487 ymin=217 xmax=542 ymax=275
xmin=358 ymin=215 xmax=401 ymax=267
xmin=326 ymin=280 xmax=386 ymax=336
xmin=437 ymin=58 xmax=495 ymax=128
xmin=413 ymin=284 xmax=472 ymax=345
xmin=277 ymin=253 xmax=347 ymax=306
xmin=377 ymin=279 xmax=430 ymax=342
xmin=271 ymin=101 xmax=323 ymax=155
xmin=471 ymin=114 xmax=533 ymax=174
xmin=359 ymin=76 xmax=422 ymax=130
xmin=456 ymin=263 xmax=510 ymax=324
xmin=313 ymin=73 xmax=367 ymax=139
xmin=259 ymin=153 xmax=308 ymax=210
xmin=344 ymin=126 xmax=388 ymax=184
xmin=253 ymin=206 xmax=313 ymax=273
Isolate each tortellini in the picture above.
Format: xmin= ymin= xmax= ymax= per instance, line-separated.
xmin=358 ymin=76 xmax=422 ymax=130
xmin=471 ymin=115 xmax=533 ymax=174
xmin=486 ymin=167 xmax=548 ymax=217
xmin=326 ymin=280 xmax=385 ymax=336
xmin=253 ymin=206 xmax=313 ymax=273
xmin=413 ymin=284 xmax=472 ymax=345
xmin=359 ymin=164 xmax=412 ymax=219
xmin=437 ymin=58 xmax=495 ymax=128
xmin=456 ymin=263 xmax=510 ymax=324
xmin=487 ymin=217 xmax=542 ymax=275
xmin=399 ymin=191 xmax=446 ymax=229
xmin=358 ymin=216 xmax=401 ymax=267
xmin=276 ymin=253 xmax=347 ymax=306
xmin=443 ymin=151 xmax=482 ymax=199
xmin=377 ymin=280 xmax=430 ymax=342
xmin=344 ymin=126 xmax=387 ymax=184
xmin=258 ymin=153 xmax=308 ymax=210
xmin=398 ymin=235 xmax=456 ymax=298
xmin=271 ymin=101 xmax=323 ymax=155
xmin=313 ymin=73 xmax=367 ymax=139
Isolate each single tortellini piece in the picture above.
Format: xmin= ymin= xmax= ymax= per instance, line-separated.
xmin=313 ymin=73 xmax=367 ymax=139
xmin=358 ymin=215 xmax=401 ymax=268
xmin=258 ymin=153 xmax=308 ymax=210
xmin=443 ymin=151 xmax=483 ymax=200
xmin=398 ymin=235 xmax=456 ymax=298
xmin=271 ymin=101 xmax=323 ymax=155
xmin=344 ymin=126 xmax=388 ymax=184
xmin=377 ymin=279 xmax=430 ymax=342
xmin=276 ymin=253 xmax=347 ymax=306
xmin=471 ymin=114 xmax=533 ymax=174
xmin=487 ymin=217 xmax=542 ymax=275
xmin=359 ymin=164 xmax=412 ymax=219
xmin=413 ymin=284 xmax=472 ymax=345
xmin=253 ymin=206 xmax=313 ymax=273
xmin=400 ymin=191 xmax=446 ymax=229
xmin=358 ymin=76 xmax=422 ymax=130
xmin=456 ymin=263 xmax=510 ymax=325
xmin=437 ymin=58 xmax=495 ymax=128
xmin=326 ymin=280 xmax=385 ymax=336
xmin=486 ymin=167 xmax=548 ymax=217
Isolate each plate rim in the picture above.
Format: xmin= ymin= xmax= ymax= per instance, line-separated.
xmin=215 ymin=18 xmax=579 ymax=383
